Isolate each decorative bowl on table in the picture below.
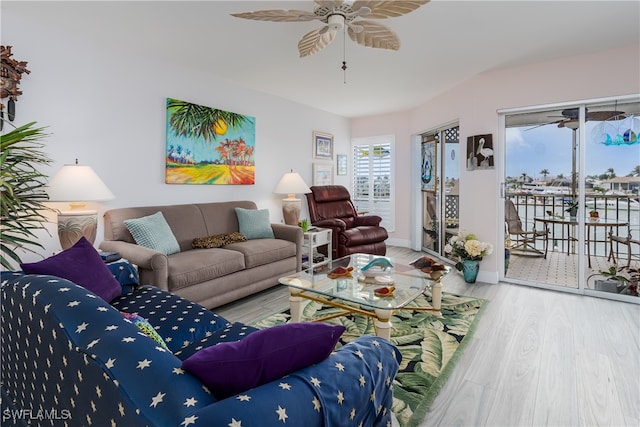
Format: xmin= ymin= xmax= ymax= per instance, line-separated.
xmin=374 ymin=286 xmax=395 ymax=297
xmin=327 ymin=266 xmax=354 ymax=279
xmin=410 ymin=256 xmax=447 ymax=280
xmin=361 ymin=266 xmax=390 ymax=278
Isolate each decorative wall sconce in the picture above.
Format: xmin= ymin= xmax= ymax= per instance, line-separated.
xmin=0 ymin=45 xmax=30 ymax=130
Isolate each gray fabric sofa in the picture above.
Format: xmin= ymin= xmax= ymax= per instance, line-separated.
xmin=99 ymin=201 xmax=302 ymax=309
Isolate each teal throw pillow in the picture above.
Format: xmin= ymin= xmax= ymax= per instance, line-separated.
xmin=234 ymin=208 xmax=275 ymax=239
xmin=124 ymin=211 xmax=180 ymax=255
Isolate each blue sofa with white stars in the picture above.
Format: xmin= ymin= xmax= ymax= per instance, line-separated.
xmin=1 ymin=271 xmax=402 ymax=427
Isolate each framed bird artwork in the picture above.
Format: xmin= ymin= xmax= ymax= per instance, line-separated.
xmin=467 ymin=134 xmax=494 ymax=170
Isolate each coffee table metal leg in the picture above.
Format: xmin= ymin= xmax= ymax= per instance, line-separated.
xmin=374 ymin=308 xmax=392 ymax=340
xmin=289 ymin=288 xmax=303 ymax=322
xmin=431 ymin=280 xmax=442 ymax=311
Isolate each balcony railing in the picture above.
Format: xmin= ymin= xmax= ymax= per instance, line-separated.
xmin=506 ymin=192 xmax=639 ymax=260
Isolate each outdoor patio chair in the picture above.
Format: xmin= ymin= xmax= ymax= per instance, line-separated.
xmin=608 ymin=233 xmax=640 ymax=268
xmin=505 ymin=199 xmax=547 ymax=257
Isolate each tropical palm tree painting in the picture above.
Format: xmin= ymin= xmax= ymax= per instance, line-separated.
xmin=165 ymin=98 xmax=256 ymax=184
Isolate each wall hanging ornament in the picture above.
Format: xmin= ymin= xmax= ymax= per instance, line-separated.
xmin=0 ymin=46 xmax=31 ymax=130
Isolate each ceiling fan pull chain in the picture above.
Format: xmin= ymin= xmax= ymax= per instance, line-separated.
xmin=342 ymin=24 xmax=347 ymax=84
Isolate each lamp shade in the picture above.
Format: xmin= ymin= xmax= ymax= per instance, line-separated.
xmin=274 ymin=171 xmax=310 ymax=226
xmin=47 ymin=163 xmax=115 ymax=202
xmin=47 ymin=161 xmax=115 ymax=250
xmin=273 ymin=171 xmax=311 ymax=196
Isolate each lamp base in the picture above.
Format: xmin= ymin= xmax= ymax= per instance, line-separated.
xmin=57 ymin=210 xmax=98 ymax=250
xmin=282 ymin=198 xmax=301 ymax=226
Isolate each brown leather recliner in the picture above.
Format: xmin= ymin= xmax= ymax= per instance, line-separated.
xmin=305 ymin=185 xmax=388 ymax=258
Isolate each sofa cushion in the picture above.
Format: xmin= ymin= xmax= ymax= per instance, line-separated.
xmin=174 ymin=322 xmax=258 ymax=361
xmin=235 ymin=207 xmax=275 ymax=239
xmin=342 ymin=225 xmax=388 ymax=246
xmin=182 ymin=322 xmax=345 ymax=399
xmin=124 ymin=211 xmax=180 ymax=255
xmin=111 ymin=285 xmax=229 ymax=353
xmin=20 ymin=237 xmax=122 ymax=302
xmin=225 ymin=239 xmax=296 ymax=269
xmin=166 ymin=249 xmax=245 ymax=292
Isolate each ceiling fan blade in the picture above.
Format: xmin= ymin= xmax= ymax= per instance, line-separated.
xmin=298 ymin=27 xmax=337 ymax=57
xmin=351 ymin=0 xmax=429 ymax=19
xmin=525 ymin=119 xmax=565 ymax=131
xmin=231 ymin=9 xmax=320 ymax=22
xmin=314 ymin=0 xmax=344 ymax=9
xmin=586 ymin=110 xmax=626 ymax=121
xmin=347 ymin=20 xmax=400 ymax=50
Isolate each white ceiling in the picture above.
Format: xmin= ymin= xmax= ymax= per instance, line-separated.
xmin=5 ymin=0 xmax=640 ymax=118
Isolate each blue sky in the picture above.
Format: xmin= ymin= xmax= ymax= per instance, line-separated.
xmin=506 ymin=121 xmax=639 ymax=180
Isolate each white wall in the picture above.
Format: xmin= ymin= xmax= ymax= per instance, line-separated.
xmin=2 ymin=8 xmax=350 ymax=264
xmin=352 ymin=44 xmax=640 ymax=283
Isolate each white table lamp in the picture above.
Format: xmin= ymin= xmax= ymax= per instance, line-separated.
xmin=47 ymin=160 xmax=115 ymax=249
xmin=274 ymin=170 xmax=311 ymax=225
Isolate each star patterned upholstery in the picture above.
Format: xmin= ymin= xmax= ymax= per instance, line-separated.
xmin=1 ymin=271 xmax=401 ymax=427
xmin=111 ymin=285 xmax=229 ymax=353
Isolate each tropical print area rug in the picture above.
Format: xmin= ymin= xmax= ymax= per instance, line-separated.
xmin=254 ymin=290 xmax=487 ymax=427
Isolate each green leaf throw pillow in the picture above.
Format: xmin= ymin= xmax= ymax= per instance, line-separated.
xmin=234 ymin=208 xmax=275 ymax=239
xmin=121 ymin=311 xmax=169 ymax=350
xmin=124 ymin=211 xmax=180 ymax=255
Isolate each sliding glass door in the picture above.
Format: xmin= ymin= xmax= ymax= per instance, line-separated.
xmin=503 ymin=96 xmax=639 ymax=302
xmin=420 ymin=125 xmax=459 ymax=259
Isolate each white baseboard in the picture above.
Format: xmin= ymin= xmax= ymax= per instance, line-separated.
xmin=386 ymin=238 xmax=411 ymax=248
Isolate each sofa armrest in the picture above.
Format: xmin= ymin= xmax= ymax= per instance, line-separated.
xmin=99 ymin=240 xmax=170 ymax=290
xmin=186 ymin=335 xmax=401 ymax=427
xmin=271 ymin=224 xmax=303 ymax=271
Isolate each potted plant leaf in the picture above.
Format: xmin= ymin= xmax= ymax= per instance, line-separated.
xmin=565 ymin=199 xmax=579 ymax=220
xmin=595 ymin=265 xmax=639 ymax=296
xmin=1 ymin=120 xmax=53 ymax=269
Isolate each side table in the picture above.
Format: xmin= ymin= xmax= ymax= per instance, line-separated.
xmin=302 ymin=228 xmax=332 ymax=271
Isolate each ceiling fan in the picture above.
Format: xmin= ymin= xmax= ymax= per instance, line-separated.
xmin=526 ymin=108 xmax=628 ymax=130
xmin=231 ymin=1 xmax=430 ymax=58
xmin=554 ymin=108 xmax=626 ymax=129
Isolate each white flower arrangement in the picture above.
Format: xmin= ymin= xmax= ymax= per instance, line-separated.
xmin=444 ymin=230 xmax=493 ymax=263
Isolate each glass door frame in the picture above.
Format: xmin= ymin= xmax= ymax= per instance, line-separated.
xmin=499 ymin=94 xmax=640 ymax=303
xmin=410 ymin=122 xmax=459 ymax=259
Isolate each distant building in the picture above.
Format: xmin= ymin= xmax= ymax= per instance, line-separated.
xmin=603 ymin=176 xmax=640 ymax=194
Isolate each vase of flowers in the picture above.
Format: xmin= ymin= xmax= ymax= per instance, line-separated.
xmin=444 ymin=230 xmax=494 ymax=283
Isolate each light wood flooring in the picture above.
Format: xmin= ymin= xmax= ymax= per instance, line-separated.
xmin=215 ymin=246 xmax=640 ymax=427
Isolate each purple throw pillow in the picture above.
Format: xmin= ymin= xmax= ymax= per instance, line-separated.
xmin=182 ymin=322 xmax=345 ymax=399
xmin=21 ymin=237 xmax=121 ymax=302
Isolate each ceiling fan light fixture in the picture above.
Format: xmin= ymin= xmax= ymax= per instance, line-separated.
xmin=327 ymin=14 xmax=344 ymax=31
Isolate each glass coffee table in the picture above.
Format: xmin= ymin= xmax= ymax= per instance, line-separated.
xmin=279 ymin=253 xmax=449 ymax=340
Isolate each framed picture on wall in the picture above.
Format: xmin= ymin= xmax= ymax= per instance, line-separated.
xmin=313 ymin=163 xmax=333 ymax=185
xmin=421 ymin=140 xmax=436 ymax=192
xmin=336 ymin=154 xmax=347 ymax=175
xmin=313 ymin=131 xmax=333 ymax=160
xmin=467 ymin=134 xmax=494 ymax=170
